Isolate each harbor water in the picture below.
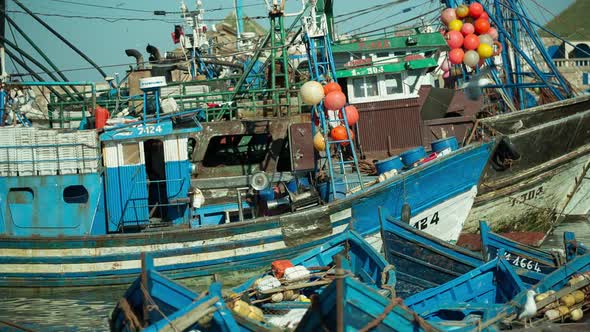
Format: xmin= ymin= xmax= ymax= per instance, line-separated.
xmin=1 ymin=220 xmax=589 ymax=331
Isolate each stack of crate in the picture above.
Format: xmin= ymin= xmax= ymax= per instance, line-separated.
xmin=0 ymin=127 xmax=17 ymax=176
xmin=16 ymin=127 xmax=35 ymax=176
xmin=57 ymin=131 xmax=78 ymax=174
xmin=74 ymin=130 xmax=99 ymax=173
xmin=34 ymin=129 xmax=58 ymax=176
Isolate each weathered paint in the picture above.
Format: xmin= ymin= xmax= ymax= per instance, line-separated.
xmin=0 ymin=142 xmax=493 ymax=287
xmin=466 ymin=146 xmax=590 ymax=233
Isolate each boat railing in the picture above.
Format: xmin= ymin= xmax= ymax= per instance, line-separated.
xmin=48 ymin=85 xmax=305 ymax=128
xmin=116 ymin=176 xmax=191 ymax=231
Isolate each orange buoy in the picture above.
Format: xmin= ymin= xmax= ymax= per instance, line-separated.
xmin=449 ymin=48 xmax=465 ymax=65
xmin=469 ymin=2 xmax=484 ymax=18
xmin=339 ymin=105 xmax=360 ymax=126
xmin=474 ymin=18 xmax=490 ymax=34
xmin=324 ymin=91 xmax=347 ymax=110
xmin=446 ymin=30 xmax=464 ymax=49
xmin=341 ymin=130 xmax=355 ymax=146
xmin=323 ymin=82 xmax=342 ymax=96
xmin=330 ymin=126 xmax=348 ymax=141
xmin=463 ymin=33 xmax=480 ymax=50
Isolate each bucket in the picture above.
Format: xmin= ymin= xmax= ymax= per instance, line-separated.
xmin=258 ymin=188 xmax=275 ymax=201
xmin=375 ymin=155 xmax=404 ymax=175
xmin=287 ymin=177 xmax=311 ymax=193
xmin=431 ymin=137 xmax=459 ymax=153
xmin=400 ymin=146 xmax=427 ymax=167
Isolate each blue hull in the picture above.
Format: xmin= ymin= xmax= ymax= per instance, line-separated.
xmin=295 ymin=276 xmax=437 ymax=332
xmin=480 ymin=220 xmax=561 ymax=275
xmin=0 ymin=142 xmax=493 ymax=288
xmin=110 ymin=255 xmax=269 ymax=332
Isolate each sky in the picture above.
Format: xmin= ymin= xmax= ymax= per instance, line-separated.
xmin=5 ymin=0 xmax=577 ymax=81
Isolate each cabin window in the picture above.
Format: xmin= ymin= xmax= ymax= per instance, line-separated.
xmin=122 ymin=143 xmax=141 ymax=165
xmin=352 ymin=76 xmax=379 ymax=99
xmin=202 ymin=134 xmax=272 ymax=167
xmin=7 ymin=188 xmax=34 ymax=204
xmin=63 ymin=185 xmax=89 ymax=204
xmin=375 ymin=52 xmax=389 ymax=59
xmin=384 ymin=73 xmax=403 ymax=95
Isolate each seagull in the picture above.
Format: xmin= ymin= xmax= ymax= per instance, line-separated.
xmin=460 ymin=67 xmax=494 ymax=101
xmin=518 ymin=290 xmax=537 ymax=328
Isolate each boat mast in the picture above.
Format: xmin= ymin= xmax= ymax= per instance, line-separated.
xmin=234 ymin=0 xmax=243 ymax=50
xmin=0 ymin=0 xmax=6 ymax=80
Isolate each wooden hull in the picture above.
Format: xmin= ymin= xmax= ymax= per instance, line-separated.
xmin=0 ymin=143 xmax=492 ymax=288
xmin=466 ymin=95 xmax=590 ymax=233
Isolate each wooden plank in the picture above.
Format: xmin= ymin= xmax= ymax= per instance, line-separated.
xmin=536 ymin=278 xmax=590 ymax=309
xmin=259 ymin=280 xmax=333 ymax=295
xmin=160 ymin=296 xmax=219 ymax=332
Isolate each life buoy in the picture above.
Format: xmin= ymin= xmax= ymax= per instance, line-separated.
xmin=492 ymin=41 xmax=503 ymax=56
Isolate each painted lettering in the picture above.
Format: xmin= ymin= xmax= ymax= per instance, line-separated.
xmin=412 ymin=211 xmax=440 ymax=231
xmin=510 ymin=186 xmax=544 ymax=206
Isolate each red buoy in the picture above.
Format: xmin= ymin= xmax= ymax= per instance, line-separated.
xmin=95 ymin=106 xmax=110 ymax=130
xmin=339 ymin=105 xmax=359 ymax=126
xmin=323 ymin=82 xmax=342 ymax=96
xmin=324 ymin=91 xmax=347 ymax=110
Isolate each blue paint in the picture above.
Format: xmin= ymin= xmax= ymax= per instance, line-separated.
xmin=296 ymin=276 xmax=437 ymax=331
xmin=105 ymin=165 xmax=150 ymax=231
xmin=0 ymin=141 xmax=493 ymax=287
xmin=375 ymin=155 xmax=404 ymax=175
xmin=400 ymin=146 xmax=426 ymax=167
xmin=480 ymin=221 xmax=559 ymax=275
xmin=431 ymin=137 xmax=459 ymax=153
xmin=0 ymin=173 xmax=105 ymax=237
xmin=257 ymin=188 xmax=275 ymax=201
xmin=233 ymin=230 xmax=395 ymax=296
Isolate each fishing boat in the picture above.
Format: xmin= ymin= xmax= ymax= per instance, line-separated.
xmin=506 ymin=253 xmax=590 ymax=326
xmin=480 ymin=220 xmax=564 ymax=274
xmin=404 ymin=257 xmax=526 ymax=331
xmin=110 ymin=254 xmax=273 ymax=332
xmin=378 ymin=210 xmax=558 ymax=296
xmin=294 ymin=275 xmax=437 ymax=332
xmin=230 ymin=230 xmax=395 ymax=328
xmin=0 ymin=2 xmax=495 ymax=288
xmin=464 ymin=95 xmax=590 ymax=234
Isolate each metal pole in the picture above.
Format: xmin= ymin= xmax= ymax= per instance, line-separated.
xmin=0 ymin=0 xmax=5 ymax=79
xmin=5 ymin=15 xmax=81 ymax=96
xmin=1 ymin=37 xmax=78 ymax=100
xmin=12 ymin=0 xmax=108 ymax=79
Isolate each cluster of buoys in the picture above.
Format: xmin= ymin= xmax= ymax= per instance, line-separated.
xmin=440 ymin=2 xmax=500 ymax=76
xmin=533 ymin=274 xmax=590 ymax=322
xmin=300 ymin=81 xmax=360 ymax=152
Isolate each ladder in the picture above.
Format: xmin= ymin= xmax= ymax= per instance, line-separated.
xmin=303 ymin=11 xmax=364 ymax=201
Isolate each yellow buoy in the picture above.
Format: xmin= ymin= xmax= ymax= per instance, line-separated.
xmin=573 ymin=290 xmax=586 ymax=303
xmin=571 ymin=308 xmax=584 ymax=321
xmin=560 ymin=294 xmax=576 ymax=307
xmin=448 ymin=19 xmax=463 ymax=32
xmin=313 ymin=132 xmax=326 ymax=151
xmin=233 ymin=300 xmax=251 ymax=317
xmin=477 ymin=43 xmax=494 ymax=59
xmin=271 ymin=292 xmax=284 ymax=303
xmin=248 ymin=305 xmax=264 ymax=322
xmin=535 ymin=292 xmax=549 ymax=302
xmin=544 ymin=309 xmax=560 ymax=320
xmin=557 ymin=305 xmax=570 ymax=316
xmin=297 ymin=294 xmax=311 ymax=302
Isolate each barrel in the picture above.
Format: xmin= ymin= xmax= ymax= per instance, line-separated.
xmin=375 ymin=155 xmax=404 ymax=175
xmin=258 ymin=188 xmax=275 ymax=201
xmin=400 ymin=146 xmax=427 ymax=167
xmin=431 ymin=137 xmax=459 ymax=153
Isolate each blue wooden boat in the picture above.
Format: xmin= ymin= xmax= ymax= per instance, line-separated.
xmin=0 ymin=113 xmax=493 ymax=288
xmin=480 ymin=220 xmax=563 ymax=275
xmin=404 ymin=257 xmax=526 ymax=331
xmin=294 ymin=275 xmax=438 ymax=332
xmin=232 ymin=230 xmax=396 ymax=318
xmin=110 ymin=254 xmax=272 ymax=332
xmin=564 ymin=231 xmax=588 ymax=261
xmin=380 ymin=212 xmax=547 ymax=297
